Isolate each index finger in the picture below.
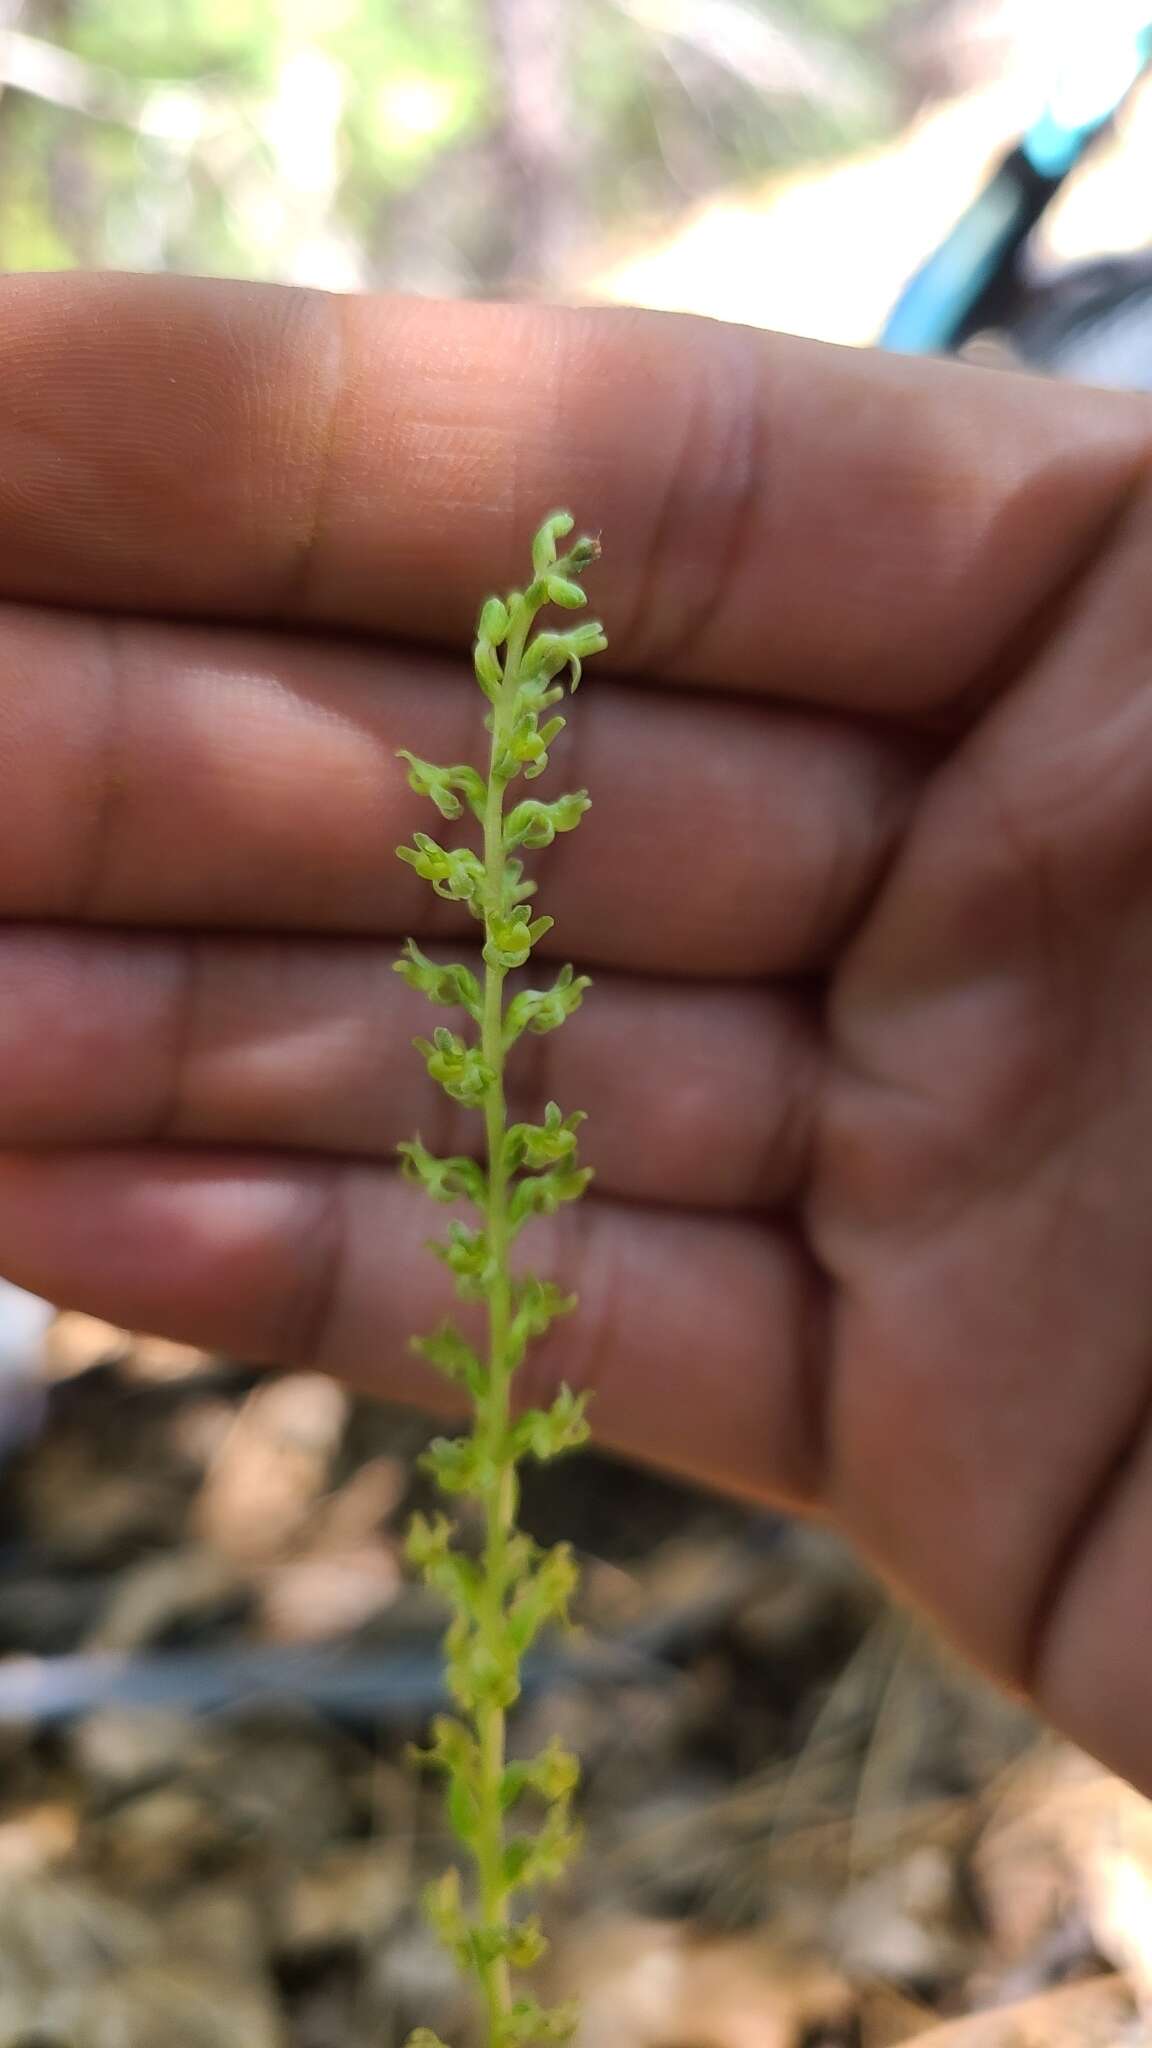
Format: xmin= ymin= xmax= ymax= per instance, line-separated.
xmin=0 ymin=273 xmax=1148 ymax=713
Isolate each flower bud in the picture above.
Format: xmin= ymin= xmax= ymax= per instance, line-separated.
xmin=478 ymin=594 xmax=510 ymax=644
xmin=473 ymin=639 xmax=502 ymax=699
xmin=531 ymin=510 xmax=574 ymax=575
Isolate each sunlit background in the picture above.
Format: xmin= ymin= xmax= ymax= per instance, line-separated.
xmin=0 ymin=0 xmax=1148 ymax=344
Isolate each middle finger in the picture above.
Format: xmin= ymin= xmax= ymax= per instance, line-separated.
xmin=0 ymin=927 xmax=817 ymax=1210
xmin=0 ymin=604 xmax=918 ymax=975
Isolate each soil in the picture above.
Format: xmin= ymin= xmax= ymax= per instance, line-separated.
xmin=0 ymin=1318 xmax=1145 ymax=2047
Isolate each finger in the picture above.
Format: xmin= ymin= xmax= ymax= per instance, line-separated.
xmin=0 ymin=928 xmax=816 ymax=1210
xmin=0 ymin=605 xmax=914 ymax=973
xmin=1 ymin=274 xmax=1149 ymax=710
xmin=0 ymin=1150 xmax=821 ymax=1504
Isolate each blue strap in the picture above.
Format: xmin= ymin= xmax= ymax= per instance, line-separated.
xmin=881 ymin=11 xmax=1152 ymax=353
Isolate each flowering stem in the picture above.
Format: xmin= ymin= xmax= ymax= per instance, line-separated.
xmin=396 ymin=514 xmax=607 ymax=2048
xmin=471 ymin=603 xmax=532 ymax=2035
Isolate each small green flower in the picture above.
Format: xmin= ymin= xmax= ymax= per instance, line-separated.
xmin=508 ymin=1163 xmax=593 ymax=1229
xmin=530 ymin=510 xmax=574 ymax=574
xmin=510 ymin=1389 xmax=591 ymax=1464
xmin=504 ymin=1102 xmax=585 ymax=1171
xmin=397 ymin=833 xmax=485 ymax=908
xmin=413 ymin=1028 xmax=494 ymax=1108
xmin=398 ymin=752 xmax=487 ymax=822
xmin=505 ymin=791 xmax=590 ymax=850
xmin=398 ymin=1136 xmax=486 ymax=1207
xmin=503 ymin=967 xmax=591 ymax=1046
xmin=482 ymin=908 xmax=554 ymax=972
xmin=410 ymin=1320 xmax=485 ymax=1393
xmin=394 ymin=941 xmax=483 ymax=1019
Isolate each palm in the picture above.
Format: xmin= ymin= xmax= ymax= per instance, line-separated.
xmin=816 ymin=614 xmax=1152 ymax=1786
xmin=1 ymin=274 xmax=1151 ymax=1785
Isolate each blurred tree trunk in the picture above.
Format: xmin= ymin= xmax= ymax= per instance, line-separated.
xmin=485 ymin=0 xmax=581 ymax=290
xmin=382 ymin=0 xmax=583 ymax=297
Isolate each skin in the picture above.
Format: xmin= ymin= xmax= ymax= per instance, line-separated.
xmin=0 ymin=272 xmax=1151 ymax=1784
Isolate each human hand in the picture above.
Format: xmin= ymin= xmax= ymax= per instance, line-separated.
xmin=0 ymin=273 xmax=1149 ymax=1785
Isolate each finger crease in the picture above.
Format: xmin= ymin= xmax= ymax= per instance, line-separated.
xmin=628 ymin=348 xmax=768 ymax=682
xmin=278 ymin=1166 xmax=350 ymax=1369
xmin=72 ymin=616 xmax=128 ymax=918
xmin=276 ymin=294 xmax=349 ymax=619
xmin=151 ymin=936 xmax=203 ymax=1143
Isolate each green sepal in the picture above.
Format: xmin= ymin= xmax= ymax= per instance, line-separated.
xmin=466 ymin=1926 xmax=509 ymax=1970
xmin=409 ymin=1320 xmax=485 ymax=1394
xmin=509 ymin=1164 xmax=593 ymax=1229
xmin=394 ymin=940 xmax=482 ymax=1020
xmin=520 ymin=622 xmax=607 ymax=693
xmin=397 ymin=1136 xmax=486 ymax=1208
xmin=445 ymin=1618 xmax=521 ymax=1713
xmin=405 ymin=1514 xmax=484 ymax=1610
xmin=494 ymin=709 xmax=566 ymax=784
xmin=531 ymin=511 xmax=575 ymax=575
xmin=410 ymin=1712 xmax=481 ymax=1781
xmin=404 ymin=1509 xmax=454 ymax=1573
xmin=503 ymin=966 xmax=591 ymax=1046
xmin=510 ymin=1387 xmax=591 ymax=1464
xmin=499 ymin=1761 xmax=531 ymax=1811
xmin=397 ymin=751 xmax=487 ymax=823
xmin=565 ymin=533 xmax=601 ymax=573
xmin=413 ymin=1028 xmax=494 ymax=1108
xmin=544 ymin=574 xmax=586 ymax=610
xmin=422 ymin=1867 xmax=470 ymax=1968
xmin=429 ymin=1220 xmax=498 ymax=1299
xmin=506 ymin=1541 xmax=580 ymax=1654
xmin=463 ymin=1916 xmax=547 ymax=1974
xmin=421 ymin=1432 xmax=500 ymax=1500
xmin=525 ymin=1737 xmax=580 ymax=1805
xmin=479 ymin=594 xmax=510 ymax=644
xmin=397 ymin=832 xmax=485 ymax=907
xmin=519 ymin=676 xmax=566 ymax=712
xmin=474 ymin=639 xmax=502 ymax=700
xmin=503 ymin=1528 xmax=543 ymax=1583
xmin=496 ymin=2000 xmax=579 ymax=2047
xmin=500 ymin=856 xmax=537 ymax=908
xmin=473 ymin=594 xmax=512 ymax=702
xmin=448 ymin=1775 xmax=480 ymax=1846
xmin=501 ymin=1806 xmax=582 ymax=1892
xmin=505 ymin=791 xmax=590 ymax=850
xmin=483 ymin=909 xmax=554 ymax=971
xmin=505 ymin=1101 xmax=585 ymax=1172
xmin=508 ymin=1277 xmax=577 ymax=1359
xmin=505 ymin=1917 xmax=548 ymax=1972
xmin=499 ymin=1738 xmax=578 ymax=1814
xmin=523 ymin=719 xmax=566 ymax=781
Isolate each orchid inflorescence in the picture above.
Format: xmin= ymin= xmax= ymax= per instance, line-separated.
xmin=396 ymin=513 xmax=606 ymax=2048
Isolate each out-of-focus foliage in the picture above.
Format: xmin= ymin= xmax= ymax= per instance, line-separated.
xmin=0 ymin=0 xmax=913 ymax=291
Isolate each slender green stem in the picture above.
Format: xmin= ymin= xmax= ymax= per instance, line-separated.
xmin=471 ymin=593 xmax=538 ymax=2042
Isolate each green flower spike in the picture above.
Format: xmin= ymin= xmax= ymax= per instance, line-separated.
xmin=397 ymin=513 xmax=606 ymax=2048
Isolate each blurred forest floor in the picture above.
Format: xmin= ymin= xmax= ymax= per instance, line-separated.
xmin=0 ymin=1322 xmax=1148 ymax=2047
